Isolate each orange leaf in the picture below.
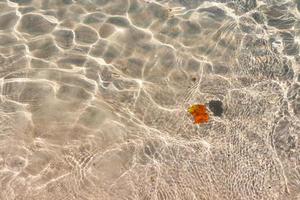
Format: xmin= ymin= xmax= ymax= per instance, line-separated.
xmin=188 ymin=104 xmax=209 ymax=124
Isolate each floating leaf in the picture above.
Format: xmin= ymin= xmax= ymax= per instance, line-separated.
xmin=188 ymin=104 xmax=209 ymax=124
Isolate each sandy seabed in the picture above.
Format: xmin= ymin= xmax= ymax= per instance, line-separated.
xmin=0 ymin=0 xmax=299 ymax=199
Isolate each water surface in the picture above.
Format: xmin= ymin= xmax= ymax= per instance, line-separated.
xmin=0 ymin=0 xmax=300 ymax=199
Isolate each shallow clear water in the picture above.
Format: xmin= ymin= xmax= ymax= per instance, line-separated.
xmin=0 ymin=0 xmax=300 ymax=199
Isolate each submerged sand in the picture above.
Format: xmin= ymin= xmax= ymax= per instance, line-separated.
xmin=0 ymin=0 xmax=299 ymax=199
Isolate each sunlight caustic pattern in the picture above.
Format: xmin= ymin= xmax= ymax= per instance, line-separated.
xmin=0 ymin=0 xmax=300 ymax=199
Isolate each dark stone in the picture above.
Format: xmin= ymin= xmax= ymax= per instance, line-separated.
xmin=208 ymin=100 xmax=223 ymax=117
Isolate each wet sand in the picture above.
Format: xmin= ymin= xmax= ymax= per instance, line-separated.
xmin=0 ymin=0 xmax=300 ymax=199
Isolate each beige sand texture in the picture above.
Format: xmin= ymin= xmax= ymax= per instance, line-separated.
xmin=0 ymin=0 xmax=300 ymax=199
